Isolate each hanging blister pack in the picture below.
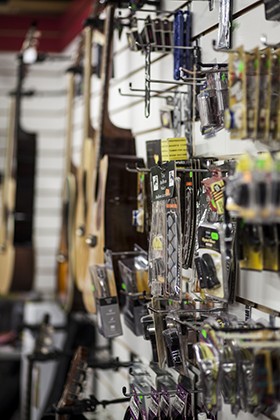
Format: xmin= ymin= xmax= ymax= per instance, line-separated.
xmin=147 ymin=388 xmax=160 ymax=420
xmin=162 ymin=327 xmax=184 ymax=370
xmin=270 ymin=49 xmax=280 ymax=142
xmin=149 ymin=161 xmax=182 ymax=300
xmin=165 ymin=178 xmax=182 ymax=300
xmin=226 ymin=47 xmax=247 ymax=139
xmin=216 ymin=0 xmax=233 ymax=50
xmin=171 ymin=384 xmax=188 ymax=419
xmin=89 ymin=264 xmax=123 ymax=338
xmin=148 ymin=198 xmax=166 ymax=297
xmin=246 ymin=48 xmax=260 ymax=140
xmin=159 ymin=388 xmax=170 ymax=419
xmin=118 ymin=251 xmax=149 ymax=336
xmin=194 ymin=342 xmax=221 ymax=413
xmin=197 ymin=69 xmax=228 ymax=135
xmin=201 ymin=168 xmax=225 ymax=215
xmin=129 ymin=385 xmax=147 ymax=420
xmin=195 ymin=222 xmax=229 ymax=300
xmin=257 ymin=48 xmax=272 ymax=143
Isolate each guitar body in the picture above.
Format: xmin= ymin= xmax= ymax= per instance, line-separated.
xmin=10 ymin=128 xmax=36 ymax=292
xmin=101 ymin=118 xmax=136 ymax=157
xmin=57 ymin=167 xmax=85 ymax=312
xmin=0 ymin=176 xmax=15 ymax=294
xmin=0 ymin=127 xmax=36 ymax=294
xmin=74 ymin=129 xmax=97 ymax=291
xmin=82 ymin=155 xmax=108 ymax=313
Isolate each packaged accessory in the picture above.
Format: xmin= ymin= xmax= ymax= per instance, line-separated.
xmin=269 ymin=49 xmax=280 ymax=142
xmin=195 ymin=221 xmax=228 ymax=300
xmin=216 ymin=0 xmax=233 ymax=50
xmin=246 ymin=48 xmax=260 ymax=140
xmin=159 ymin=388 xmax=170 ymax=419
xmin=89 ymin=263 xmax=122 ymax=338
xmin=226 ymin=47 xmax=247 ymax=139
xmin=149 ymin=161 xmax=182 ymax=300
xmin=147 ymin=388 xmax=160 ymax=420
xmin=257 ymin=48 xmax=272 ymax=143
xmin=118 ymin=251 xmax=149 ymax=336
xmin=170 ymin=384 xmax=188 ymax=419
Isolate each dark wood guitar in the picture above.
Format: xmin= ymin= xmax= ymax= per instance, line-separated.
xmin=0 ymin=25 xmax=38 ymax=294
xmin=56 ymin=38 xmax=85 ymax=312
xmin=82 ymin=5 xmax=147 ymax=313
xmin=56 ymin=346 xmax=88 ymax=420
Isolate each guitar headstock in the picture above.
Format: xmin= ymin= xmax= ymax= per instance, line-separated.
xmin=21 ymin=22 xmax=41 ymax=65
xmin=57 ymin=346 xmax=88 ymax=409
xmin=69 ymin=33 xmax=85 ymax=76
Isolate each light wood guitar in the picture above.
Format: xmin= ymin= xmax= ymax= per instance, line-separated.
xmin=56 ymin=36 xmax=86 ymax=312
xmin=0 ymin=97 xmax=16 ymax=294
xmin=81 ymin=5 xmax=147 ymax=313
xmin=73 ymin=21 xmax=99 ymax=293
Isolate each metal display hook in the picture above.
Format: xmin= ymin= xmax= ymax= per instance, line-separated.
xmin=179 ymin=65 xmax=228 ymax=77
xmin=125 ymin=163 xmax=229 ymax=174
xmin=128 ymin=0 xmax=214 ymax=14
xmin=129 ymin=82 xmax=189 ymax=95
xmin=260 ymin=34 xmax=280 ymax=49
xmin=118 ymin=87 xmax=174 ymax=103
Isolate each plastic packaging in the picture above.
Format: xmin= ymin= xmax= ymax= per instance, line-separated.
xmin=216 ymin=0 xmax=232 ymax=50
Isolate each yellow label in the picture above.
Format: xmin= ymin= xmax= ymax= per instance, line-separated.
xmin=161 ymin=137 xmax=188 ymax=162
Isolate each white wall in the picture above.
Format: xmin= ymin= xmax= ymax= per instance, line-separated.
xmin=0 ymin=0 xmax=279 ymax=418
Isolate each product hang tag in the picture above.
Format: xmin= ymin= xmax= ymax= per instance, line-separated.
xmin=97 ymin=295 xmax=123 ymax=338
xmin=150 ymin=161 xmax=176 ymax=201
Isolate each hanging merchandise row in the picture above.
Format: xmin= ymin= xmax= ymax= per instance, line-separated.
xmin=0 ymin=0 xmax=279 ymax=420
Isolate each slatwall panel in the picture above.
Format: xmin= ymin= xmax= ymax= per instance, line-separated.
xmin=0 ymin=1 xmax=279 ymax=418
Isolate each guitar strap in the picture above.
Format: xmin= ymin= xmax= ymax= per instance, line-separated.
xmin=182 ymin=159 xmax=199 ymax=270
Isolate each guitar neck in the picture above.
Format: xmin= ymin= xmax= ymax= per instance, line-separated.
xmin=98 ymin=4 xmax=115 ymax=146
xmin=0 ymin=96 xmax=16 ymax=246
xmin=82 ymin=25 xmax=93 ymax=141
xmin=65 ymin=71 xmax=75 ymax=176
xmin=97 ymin=5 xmax=136 ymax=157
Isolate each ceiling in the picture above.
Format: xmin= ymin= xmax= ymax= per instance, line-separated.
xmin=0 ymin=0 xmax=94 ymax=52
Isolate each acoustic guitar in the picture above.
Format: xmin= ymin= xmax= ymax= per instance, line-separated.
xmin=0 ymin=25 xmax=38 ymax=294
xmin=81 ymin=5 xmax=147 ymax=313
xmin=73 ymin=18 xmax=102 ymax=293
xmin=0 ymin=97 xmax=16 ymax=294
xmin=56 ymin=38 xmax=85 ymax=312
